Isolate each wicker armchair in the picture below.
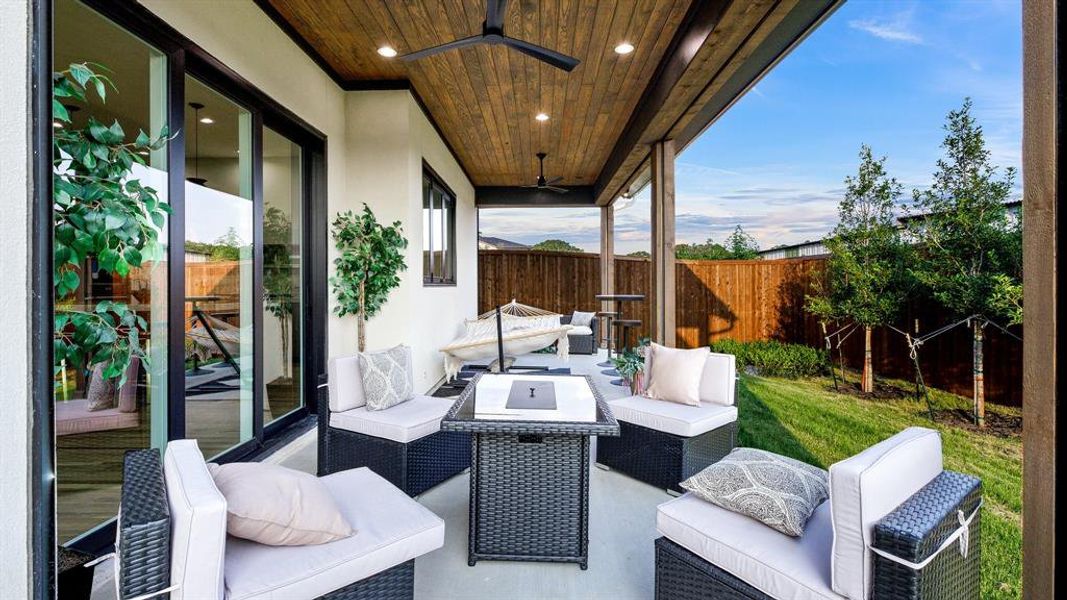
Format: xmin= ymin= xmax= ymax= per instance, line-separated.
xmin=116 ymin=442 xmax=445 ymax=600
xmin=654 ymin=428 xmax=981 ymax=600
xmin=560 ymin=314 xmax=599 ymax=355
xmin=597 ymin=351 xmax=738 ymax=493
xmin=319 ymin=355 xmax=470 ymax=496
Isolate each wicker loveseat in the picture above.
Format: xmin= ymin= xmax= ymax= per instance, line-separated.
xmin=561 ymin=313 xmax=599 ymax=355
xmin=112 ymin=440 xmax=445 ymax=600
xmin=653 ymin=428 xmax=981 ymax=600
xmin=319 ymin=353 xmax=470 ymax=496
xmin=596 ymin=351 xmax=738 ymax=493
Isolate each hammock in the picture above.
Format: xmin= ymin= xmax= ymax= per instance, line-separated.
xmin=440 ymin=300 xmax=572 ymax=381
xmin=186 ymin=313 xmax=242 ymax=361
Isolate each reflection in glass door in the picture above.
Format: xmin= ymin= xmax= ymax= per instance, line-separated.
xmin=262 ymin=127 xmax=304 ymax=423
xmin=183 ymin=75 xmax=254 ymax=458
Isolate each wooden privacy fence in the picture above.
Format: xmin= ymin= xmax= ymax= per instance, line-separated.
xmin=478 ymin=249 xmax=1022 ymax=406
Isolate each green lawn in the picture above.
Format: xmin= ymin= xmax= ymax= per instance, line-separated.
xmin=736 ymin=373 xmax=1022 ymax=600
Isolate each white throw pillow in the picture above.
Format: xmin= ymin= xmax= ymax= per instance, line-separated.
xmin=643 ymin=343 xmax=710 ymax=406
xmin=208 ymin=462 xmax=354 ymax=546
xmin=360 ymin=345 xmax=415 ymax=411
xmin=571 ymin=311 xmax=595 ymax=327
xmin=328 ymin=354 xmax=366 ymax=412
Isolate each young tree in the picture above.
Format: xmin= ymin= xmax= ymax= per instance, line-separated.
xmin=264 ymin=207 xmax=294 ymax=378
xmin=675 ymin=238 xmax=729 ymax=260
xmin=330 ymin=205 xmax=408 ymax=352
xmin=909 ymin=98 xmax=1021 ymax=426
xmin=531 ymin=238 xmax=583 ymax=252
xmin=725 ymin=225 xmax=761 ymax=259
xmin=806 ymin=145 xmax=910 ymax=393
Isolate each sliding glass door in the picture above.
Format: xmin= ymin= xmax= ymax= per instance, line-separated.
xmin=182 ymin=76 xmax=255 ymax=458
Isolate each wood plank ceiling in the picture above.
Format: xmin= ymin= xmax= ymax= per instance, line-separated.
xmin=261 ymin=0 xmax=693 ymax=187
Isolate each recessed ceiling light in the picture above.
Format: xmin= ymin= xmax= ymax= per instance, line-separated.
xmin=53 ymin=121 xmax=63 ymax=129
xmin=614 ymin=42 xmax=635 ymax=55
xmin=137 ymin=150 xmax=150 ymax=156
xmin=535 ymin=113 xmax=550 ymax=122
xmin=199 ymin=117 xmax=214 ymax=124
xmin=377 ymin=46 xmax=398 ymax=58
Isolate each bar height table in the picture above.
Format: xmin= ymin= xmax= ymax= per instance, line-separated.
xmin=441 ymin=373 xmax=619 ymax=570
xmin=594 ymin=294 xmax=645 ymax=355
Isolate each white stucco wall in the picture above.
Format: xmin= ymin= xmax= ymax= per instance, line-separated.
xmin=345 ymin=91 xmax=477 ymax=389
xmin=141 ymin=0 xmax=477 ymax=390
xmin=0 ymin=0 xmax=34 ymax=596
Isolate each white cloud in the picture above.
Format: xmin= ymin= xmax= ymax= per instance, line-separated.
xmin=848 ymin=17 xmax=923 ymax=44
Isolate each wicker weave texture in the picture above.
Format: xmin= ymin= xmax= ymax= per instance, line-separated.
xmin=872 ymin=471 xmax=982 ymax=600
xmin=319 ymin=560 xmax=415 ymax=599
xmin=321 ymin=427 xmax=470 ymax=496
xmin=561 ymin=315 xmax=599 ymax=355
xmin=470 ymin=433 xmax=588 ymax=563
xmin=654 ymin=537 xmax=772 ymax=600
xmin=596 ymin=420 xmax=736 ymax=493
xmin=119 ymin=449 xmax=172 ymax=600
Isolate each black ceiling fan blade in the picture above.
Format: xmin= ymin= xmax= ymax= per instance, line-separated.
xmin=520 ymin=183 xmax=541 ymax=189
xmin=400 ymin=35 xmax=484 ymax=62
xmin=501 ymin=36 xmax=580 ymax=71
xmin=546 ymin=176 xmax=564 ymax=185
xmin=485 ymin=0 xmax=509 ymax=30
xmin=545 ymin=186 xmax=570 ymax=194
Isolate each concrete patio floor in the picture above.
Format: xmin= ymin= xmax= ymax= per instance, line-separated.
xmin=94 ymin=350 xmax=674 ymax=600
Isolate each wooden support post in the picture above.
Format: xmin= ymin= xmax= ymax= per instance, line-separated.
xmin=1022 ymin=0 xmax=1057 ymax=596
xmin=650 ymin=139 xmax=676 ymax=347
xmin=600 ymin=204 xmax=615 ymax=349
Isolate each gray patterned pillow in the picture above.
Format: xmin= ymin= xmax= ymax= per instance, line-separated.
xmin=359 ymin=345 xmax=414 ymax=411
xmin=680 ymin=447 xmax=829 ymax=537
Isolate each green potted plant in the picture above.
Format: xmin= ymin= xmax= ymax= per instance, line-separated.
xmin=611 ymin=338 xmax=651 ymax=394
xmin=330 ymin=205 xmax=408 ymax=351
xmin=52 ymin=61 xmax=170 ymax=599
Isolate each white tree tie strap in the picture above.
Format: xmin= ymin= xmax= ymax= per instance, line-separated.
xmin=869 ymin=499 xmax=982 ymax=571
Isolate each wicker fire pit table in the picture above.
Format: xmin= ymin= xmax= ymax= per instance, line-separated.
xmin=442 ymin=373 xmax=619 ymax=570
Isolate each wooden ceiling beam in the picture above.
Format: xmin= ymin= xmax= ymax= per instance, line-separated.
xmin=476 ymin=186 xmax=595 ymax=207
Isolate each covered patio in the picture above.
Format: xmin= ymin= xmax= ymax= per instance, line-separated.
xmin=1 ymin=0 xmax=1059 ymax=599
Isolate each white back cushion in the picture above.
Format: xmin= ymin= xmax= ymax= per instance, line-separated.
xmin=699 ymin=352 xmax=736 ymax=406
xmin=645 ymin=348 xmax=736 ymax=406
xmin=828 ymin=427 xmax=943 ymax=600
xmin=328 ymin=354 xmax=366 ymax=412
xmin=164 ymin=439 xmax=227 ymax=600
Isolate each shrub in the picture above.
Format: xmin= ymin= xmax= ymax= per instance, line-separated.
xmin=710 ymin=339 xmax=828 ymax=378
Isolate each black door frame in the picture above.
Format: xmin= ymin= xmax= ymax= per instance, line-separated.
xmin=41 ymin=0 xmax=330 ymax=556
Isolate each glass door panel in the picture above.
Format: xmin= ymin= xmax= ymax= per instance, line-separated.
xmin=53 ymin=0 xmax=170 ymax=543
xmin=183 ymin=75 xmax=254 ymax=459
xmin=262 ymin=126 xmax=304 ymax=423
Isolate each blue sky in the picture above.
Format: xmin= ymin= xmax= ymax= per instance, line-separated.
xmin=479 ymin=0 xmax=1023 ymax=254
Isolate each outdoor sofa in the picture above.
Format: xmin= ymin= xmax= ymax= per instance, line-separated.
xmin=561 ymin=313 xmax=599 ymax=355
xmin=319 ymin=353 xmax=470 ymax=496
xmin=654 ymin=427 xmax=981 ymax=600
xmin=596 ymin=351 xmax=738 ymax=493
xmin=112 ymin=439 xmax=444 ymax=599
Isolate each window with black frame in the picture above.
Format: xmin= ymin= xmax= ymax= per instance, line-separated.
xmin=423 ymin=168 xmax=456 ymax=285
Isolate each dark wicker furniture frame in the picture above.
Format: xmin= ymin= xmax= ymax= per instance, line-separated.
xmin=596 ymin=421 xmax=737 ymax=494
xmin=441 ymin=373 xmax=619 ymax=569
xmin=560 ymin=314 xmax=600 ymax=355
xmin=317 ymin=386 xmax=470 ymax=496
xmin=119 ymin=448 xmax=421 ymax=599
xmin=654 ymin=470 xmax=982 ymax=600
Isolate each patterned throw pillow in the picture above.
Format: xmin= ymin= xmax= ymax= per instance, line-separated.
xmin=359 ymin=345 xmax=414 ymax=411
xmin=680 ymin=447 xmax=829 ymax=537
xmin=570 ymin=311 xmax=596 ymax=327
xmin=86 ymin=363 xmax=117 ymax=411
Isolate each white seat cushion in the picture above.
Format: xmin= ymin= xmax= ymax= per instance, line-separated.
xmin=328 ymin=354 xmax=366 ymax=412
xmin=828 ymin=427 xmax=943 ymax=600
xmin=607 ymin=395 xmax=737 ymax=437
xmin=329 ymin=395 xmax=454 ymax=443
xmin=657 ymin=493 xmax=840 ymax=600
xmin=164 ymin=440 xmax=227 ymax=600
xmin=223 ymin=467 xmax=445 ymax=600
xmin=566 ymin=325 xmax=593 ymax=336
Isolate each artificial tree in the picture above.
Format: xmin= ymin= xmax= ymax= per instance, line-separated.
xmin=909 ymin=99 xmax=1022 ymax=426
xmin=330 ymin=205 xmax=408 ymax=352
xmin=53 ymin=62 xmax=170 ymax=385
xmin=806 ymin=145 xmax=910 ymax=393
xmin=264 ymin=206 xmax=295 ymax=378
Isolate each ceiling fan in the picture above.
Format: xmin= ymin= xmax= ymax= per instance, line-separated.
xmin=523 ymin=153 xmax=568 ymax=194
xmin=399 ymin=0 xmax=580 ymax=72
